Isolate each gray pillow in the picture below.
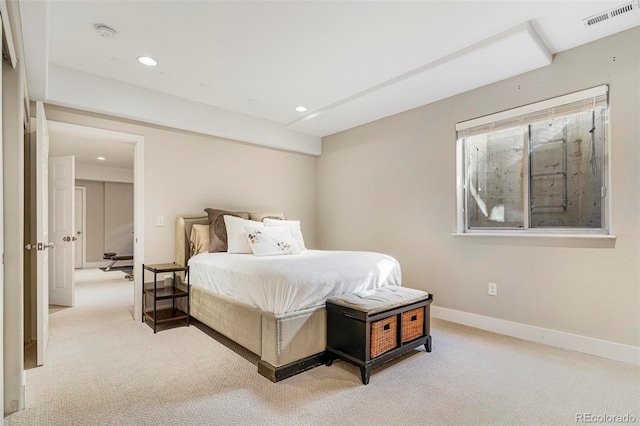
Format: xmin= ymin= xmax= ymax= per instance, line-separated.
xmin=204 ymin=208 xmax=249 ymax=252
xmin=248 ymin=212 xmax=286 ymax=222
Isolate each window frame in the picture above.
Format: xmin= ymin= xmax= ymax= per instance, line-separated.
xmin=455 ymin=86 xmax=612 ymax=237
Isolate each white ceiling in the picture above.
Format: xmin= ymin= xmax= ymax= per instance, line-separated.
xmin=48 ymin=127 xmax=134 ymax=169
xmin=19 ymin=1 xmax=640 ymax=154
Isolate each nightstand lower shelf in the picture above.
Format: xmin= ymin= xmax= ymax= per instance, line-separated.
xmin=144 ymin=308 xmax=188 ymax=324
xmin=144 ymin=287 xmax=187 ymax=300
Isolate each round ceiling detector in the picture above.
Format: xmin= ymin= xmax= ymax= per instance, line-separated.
xmin=95 ymin=24 xmax=117 ymax=39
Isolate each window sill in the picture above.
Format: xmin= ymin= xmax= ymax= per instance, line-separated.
xmin=451 ymin=232 xmax=616 ymax=240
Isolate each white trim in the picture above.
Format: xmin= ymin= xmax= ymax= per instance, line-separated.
xmin=47 ymin=120 xmax=144 ymax=322
xmin=604 ymin=101 xmax=613 ymax=236
xmin=0 ymin=0 xmax=17 ymax=68
xmin=451 ymin=232 xmax=616 ymax=240
xmin=0 ymin=17 xmax=5 ymax=417
xmin=456 ymin=85 xmax=608 ymax=131
xmin=133 ymin=134 xmax=144 ymax=322
xmin=455 ymin=138 xmax=464 ymax=234
xmin=432 ymin=306 xmax=639 ymax=365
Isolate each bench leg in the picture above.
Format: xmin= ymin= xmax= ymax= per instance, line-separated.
xmin=425 ymin=335 xmax=432 ymax=352
xmin=325 ymin=353 xmax=335 ymax=367
xmin=360 ymin=366 xmax=371 ymax=385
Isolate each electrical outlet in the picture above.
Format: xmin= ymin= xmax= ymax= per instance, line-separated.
xmin=488 ymin=282 xmax=498 ymax=296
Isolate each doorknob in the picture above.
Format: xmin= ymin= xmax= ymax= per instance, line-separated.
xmin=72 ymin=236 xmax=77 ymax=241
xmin=32 ymin=242 xmax=54 ymax=250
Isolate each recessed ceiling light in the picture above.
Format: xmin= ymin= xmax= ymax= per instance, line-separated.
xmin=97 ymin=156 xmax=106 ymax=161
xmin=137 ymin=56 xmax=158 ymax=67
xmin=295 ymin=106 xmax=307 ymax=112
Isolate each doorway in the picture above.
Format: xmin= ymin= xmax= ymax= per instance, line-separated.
xmin=33 ymin=120 xmax=145 ymax=330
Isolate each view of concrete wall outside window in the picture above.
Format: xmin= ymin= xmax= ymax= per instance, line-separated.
xmin=529 ymin=110 xmax=604 ymax=228
xmin=466 ymin=127 xmax=525 ymax=228
xmin=464 ymin=109 xmax=606 ymax=230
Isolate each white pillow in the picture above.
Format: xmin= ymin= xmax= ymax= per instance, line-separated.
xmin=223 ymin=215 xmax=264 ymax=254
xmin=263 ymin=218 xmax=306 ymax=251
xmin=244 ymin=225 xmax=301 ymax=256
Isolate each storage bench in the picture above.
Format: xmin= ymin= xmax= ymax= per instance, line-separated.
xmin=325 ymin=287 xmax=432 ymax=384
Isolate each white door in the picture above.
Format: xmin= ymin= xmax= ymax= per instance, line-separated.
xmin=35 ymin=101 xmax=50 ymax=366
xmin=74 ymin=187 xmax=84 ymax=269
xmin=49 ymin=156 xmax=75 ymax=307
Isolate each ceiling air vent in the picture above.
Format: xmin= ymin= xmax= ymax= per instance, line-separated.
xmin=583 ymin=0 xmax=639 ymax=27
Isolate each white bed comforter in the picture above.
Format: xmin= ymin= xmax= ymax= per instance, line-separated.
xmin=187 ymin=250 xmax=401 ymax=315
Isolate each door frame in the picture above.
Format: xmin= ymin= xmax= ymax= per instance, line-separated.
xmin=74 ymin=186 xmax=86 ymax=269
xmin=35 ymin=102 xmax=50 ymax=366
xmin=46 ymin=120 xmax=144 ymax=321
xmin=0 ymin=17 xmax=5 ymax=415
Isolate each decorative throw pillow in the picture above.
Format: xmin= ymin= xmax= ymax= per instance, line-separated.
xmin=204 ymin=208 xmax=250 ymax=252
xmin=244 ymin=225 xmax=301 ymax=256
xmin=223 ymin=215 xmax=264 ymax=254
xmin=263 ymin=218 xmax=307 ymax=251
xmin=248 ymin=212 xmax=286 ymax=222
xmin=189 ymin=224 xmax=210 ymax=256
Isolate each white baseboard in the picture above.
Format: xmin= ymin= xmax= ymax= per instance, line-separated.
xmin=431 ymin=305 xmax=640 ymax=366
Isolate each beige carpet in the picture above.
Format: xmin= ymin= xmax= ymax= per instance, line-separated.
xmin=6 ymin=269 xmax=639 ymax=426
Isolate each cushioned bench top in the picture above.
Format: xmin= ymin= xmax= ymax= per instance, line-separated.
xmin=327 ymin=286 xmax=429 ymax=315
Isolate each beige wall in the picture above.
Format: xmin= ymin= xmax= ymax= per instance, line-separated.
xmin=45 ymin=106 xmax=318 ymax=267
xmin=318 ymin=28 xmax=640 ymax=347
xmin=75 ymin=180 xmax=134 ymax=262
xmin=75 ymin=180 xmax=105 ymax=262
xmin=104 ymin=182 xmax=133 ymax=256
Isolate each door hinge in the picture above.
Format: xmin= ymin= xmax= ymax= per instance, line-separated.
xmin=601 ymin=186 xmax=607 ymax=198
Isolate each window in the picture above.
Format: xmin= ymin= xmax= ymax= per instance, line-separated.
xmin=456 ymin=86 xmax=609 ymax=235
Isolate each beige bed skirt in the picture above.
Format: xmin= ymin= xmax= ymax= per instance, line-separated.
xmin=177 ymin=281 xmax=326 ymax=367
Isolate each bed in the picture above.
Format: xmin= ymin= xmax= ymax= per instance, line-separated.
xmin=175 ymin=214 xmax=401 ymax=381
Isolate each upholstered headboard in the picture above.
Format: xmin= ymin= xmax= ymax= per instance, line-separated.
xmin=175 ymin=215 xmax=208 ymax=267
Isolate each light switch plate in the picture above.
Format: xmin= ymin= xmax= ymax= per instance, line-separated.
xmin=156 ymin=215 xmax=165 ymax=227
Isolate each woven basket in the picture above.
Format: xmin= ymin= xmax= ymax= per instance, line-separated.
xmin=370 ymin=316 xmax=397 ymax=358
xmin=401 ymin=307 xmax=424 ymax=343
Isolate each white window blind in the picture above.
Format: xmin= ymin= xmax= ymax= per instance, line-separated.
xmin=456 ymin=85 xmax=608 ymax=139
